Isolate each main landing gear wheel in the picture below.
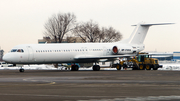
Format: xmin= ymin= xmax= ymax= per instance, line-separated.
xmin=19 ymin=68 xmax=24 ymax=72
xmin=71 ymin=65 xmax=79 ymax=71
xmin=93 ymin=65 xmax=100 ymax=71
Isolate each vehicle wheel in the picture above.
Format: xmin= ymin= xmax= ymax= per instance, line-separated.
xmin=139 ymin=64 xmax=145 ymax=70
xmin=116 ymin=64 xmax=121 ymax=70
xmin=75 ymin=65 xmax=79 ymax=71
xmin=145 ymin=64 xmax=151 ymax=70
xmin=19 ymin=68 xmax=24 ymax=72
xmin=71 ymin=65 xmax=79 ymax=71
xmin=93 ymin=65 xmax=100 ymax=71
xmin=123 ymin=64 xmax=127 ymax=68
xmin=152 ymin=65 xmax=158 ymax=70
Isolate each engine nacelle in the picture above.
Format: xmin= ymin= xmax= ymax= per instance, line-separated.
xmin=112 ymin=45 xmax=135 ymax=55
xmin=112 ymin=46 xmax=118 ymax=54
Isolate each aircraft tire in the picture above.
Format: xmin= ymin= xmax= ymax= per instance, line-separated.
xmin=75 ymin=65 xmax=79 ymax=71
xmin=71 ymin=65 xmax=79 ymax=71
xmin=19 ymin=68 xmax=24 ymax=72
xmin=93 ymin=65 xmax=100 ymax=71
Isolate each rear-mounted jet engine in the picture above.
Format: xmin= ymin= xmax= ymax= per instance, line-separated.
xmin=112 ymin=46 xmax=118 ymax=54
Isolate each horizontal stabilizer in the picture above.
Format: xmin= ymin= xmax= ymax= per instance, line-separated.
xmin=132 ymin=23 xmax=175 ymax=26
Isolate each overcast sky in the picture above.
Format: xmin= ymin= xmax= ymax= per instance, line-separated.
xmin=0 ymin=0 xmax=180 ymax=53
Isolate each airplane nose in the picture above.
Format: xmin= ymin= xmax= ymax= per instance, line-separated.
xmin=3 ymin=54 xmax=11 ymax=63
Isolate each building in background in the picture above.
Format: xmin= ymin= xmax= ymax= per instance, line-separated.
xmin=149 ymin=52 xmax=173 ymax=61
xmin=172 ymin=52 xmax=180 ymax=61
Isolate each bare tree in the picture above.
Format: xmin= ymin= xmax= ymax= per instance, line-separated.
xmin=44 ymin=12 xmax=76 ymax=43
xmin=74 ymin=20 xmax=122 ymax=43
xmin=101 ymin=27 xmax=122 ymax=42
xmin=73 ymin=20 xmax=100 ymax=42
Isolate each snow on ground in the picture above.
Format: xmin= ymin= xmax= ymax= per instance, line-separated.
xmin=1 ymin=62 xmax=180 ymax=71
xmin=158 ymin=62 xmax=180 ymax=71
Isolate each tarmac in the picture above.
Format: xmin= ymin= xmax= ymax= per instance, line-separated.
xmin=0 ymin=70 xmax=180 ymax=101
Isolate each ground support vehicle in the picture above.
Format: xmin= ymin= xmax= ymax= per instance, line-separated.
xmin=113 ymin=53 xmax=161 ymax=70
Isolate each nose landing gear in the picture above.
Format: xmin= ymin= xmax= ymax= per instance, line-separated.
xmin=19 ymin=67 xmax=24 ymax=72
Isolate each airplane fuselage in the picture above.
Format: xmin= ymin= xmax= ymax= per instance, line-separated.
xmin=3 ymin=42 xmax=144 ymax=64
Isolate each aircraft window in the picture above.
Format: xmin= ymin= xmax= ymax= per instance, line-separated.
xmin=11 ymin=49 xmax=17 ymax=52
xmin=17 ymin=49 xmax=21 ymax=52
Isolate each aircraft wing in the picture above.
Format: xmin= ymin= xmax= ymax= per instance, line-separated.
xmin=74 ymin=54 xmax=135 ymax=60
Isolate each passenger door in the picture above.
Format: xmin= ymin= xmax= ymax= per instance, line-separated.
xmin=27 ymin=46 xmax=34 ymax=62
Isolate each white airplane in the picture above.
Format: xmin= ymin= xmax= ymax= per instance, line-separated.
xmin=3 ymin=22 xmax=173 ymax=72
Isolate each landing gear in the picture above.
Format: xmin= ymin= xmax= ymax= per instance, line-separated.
xmin=93 ymin=65 xmax=100 ymax=71
xmin=19 ymin=67 xmax=24 ymax=72
xmin=71 ymin=65 xmax=79 ymax=71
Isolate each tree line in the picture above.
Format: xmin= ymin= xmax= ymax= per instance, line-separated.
xmin=44 ymin=12 xmax=122 ymax=43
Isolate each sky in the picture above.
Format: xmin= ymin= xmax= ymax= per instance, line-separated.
xmin=0 ymin=0 xmax=180 ymax=53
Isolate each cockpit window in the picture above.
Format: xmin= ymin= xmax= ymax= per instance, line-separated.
xmin=17 ymin=49 xmax=21 ymax=52
xmin=11 ymin=49 xmax=24 ymax=53
xmin=11 ymin=49 xmax=17 ymax=52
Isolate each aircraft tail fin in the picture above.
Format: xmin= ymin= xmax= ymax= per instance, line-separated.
xmin=123 ymin=22 xmax=174 ymax=44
